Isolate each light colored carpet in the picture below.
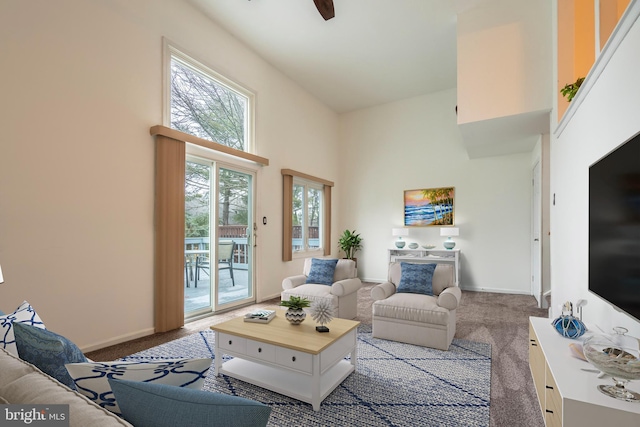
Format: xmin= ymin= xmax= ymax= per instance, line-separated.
xmin=123 ymin=325 xmax=491 ymax=426
xmin=87 ymin=283 xmax=549 ymax=427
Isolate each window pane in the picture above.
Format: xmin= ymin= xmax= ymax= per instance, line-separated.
xmin=307 ymin=187 xmax=321 ymax=250
xmin=185 ymin=161 xmax=211 ymax=314
xmin=292 ymin=184 xmax=304 ymax=251
xmin=170 ymin=58 xmax=247 ymax=151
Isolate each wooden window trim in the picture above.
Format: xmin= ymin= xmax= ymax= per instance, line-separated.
xmin=151 ymin=125 xmax=269 ymax=166
xmin=281 ymin=169 xmax=334 ymax=261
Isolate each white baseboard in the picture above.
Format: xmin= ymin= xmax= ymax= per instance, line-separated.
xmin=459 ymin=285 xmax=532 ymax=295
xmin=81 ymin=327 xmax=155 ymax=353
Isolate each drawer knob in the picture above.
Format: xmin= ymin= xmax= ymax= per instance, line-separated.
xmin=228 ymin=340 xmax=232 ymax=345
xmin=545 ymin=385 xmax=554 ymax=390
xmin=292 ymin=356 xmax=296 ymax=362
xmin=258 ymin=348 xmax=262 ymax=353
xmin=545 ymin=410 xmax=554 ymax=414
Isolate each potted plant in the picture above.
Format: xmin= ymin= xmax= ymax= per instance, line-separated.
xmin=560 ymin=77 xmax=585 ymax=102
xmin=280 ymin=296 xmax=311 ymax=325
xmin=338 ymin=229 xmax=362 ymax=261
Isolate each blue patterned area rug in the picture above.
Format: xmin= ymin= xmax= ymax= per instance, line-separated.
xmin=122 ymin=325 xmax=491 ymax=426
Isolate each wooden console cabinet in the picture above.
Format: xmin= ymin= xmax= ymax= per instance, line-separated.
xmin=528 ymin=317 xmax=640 ymax=426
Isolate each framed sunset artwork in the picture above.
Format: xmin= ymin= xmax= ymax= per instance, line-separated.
xmin=404 ymin=187 xmax=455 ymax=226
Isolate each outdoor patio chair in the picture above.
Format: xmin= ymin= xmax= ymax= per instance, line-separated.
xmin=218 ymin=240 xmax=235 ymax=286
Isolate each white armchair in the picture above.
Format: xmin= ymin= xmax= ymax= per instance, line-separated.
xmin=281 ymin=258 xmax=362 ymax=319
xmin=371 ymin=262 xmax=461 ymax=350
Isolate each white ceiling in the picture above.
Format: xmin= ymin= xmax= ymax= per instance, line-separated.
xmin=187 ymin=0 xmax=465 ymax=113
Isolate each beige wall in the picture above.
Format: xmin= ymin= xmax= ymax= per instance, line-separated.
xmin=457 ymin=0 xmax=551 ymax=125
xmin=0 ymin=0 xmax=339 ymax=351
xmin=338 ymin=89 xmax=534 ymax=294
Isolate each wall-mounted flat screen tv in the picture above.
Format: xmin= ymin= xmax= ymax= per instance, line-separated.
xmin=589 ymin=132 xmax=640 ymax=322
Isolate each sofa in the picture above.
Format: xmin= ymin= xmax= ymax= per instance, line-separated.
xmin=1 ymin=301 xmax=272 ymax=426
xmin=0 ymin=348 xmax=133 ymax=427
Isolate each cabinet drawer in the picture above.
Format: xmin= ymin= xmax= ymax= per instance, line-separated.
xmin=246 ymin=340 xmax=275 ymax=363
xmin=275 ymin=347 xmax=312 ymax=373
xmin=218 ymin=333 xmax=246 ymax=355
xmin=545 ymin=362 xmax=562 ymax=427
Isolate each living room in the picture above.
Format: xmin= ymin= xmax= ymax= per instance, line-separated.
xmin=1 ymin=0 xmax=640 ymax=420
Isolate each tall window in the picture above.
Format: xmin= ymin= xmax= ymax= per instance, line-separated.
xmin=165 ymin=43 xmax=254 ymax=152
xmin=292 ymin=179 xmax=323 ymax=252
xmin=281 ymin=169 xmax=333 ymax=261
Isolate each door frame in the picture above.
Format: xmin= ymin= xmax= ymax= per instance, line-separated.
xmin=185 ymin=145 xmax=259 ymax=319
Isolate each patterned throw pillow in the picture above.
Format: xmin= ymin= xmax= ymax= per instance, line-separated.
xmin=306 ymin=258 xmax=339 ymax=286
xmin=396 ymin=262 xmax=437 ymax=296
xmin=109 ymin=378 xmax=272 ymax=427
xmin=0 ymin=301 xmax=46 ymax=356
xmin=65 ymin=358 xmax=212 ymax=416
xmin=13 ymin=322 xmax=87 ymax=389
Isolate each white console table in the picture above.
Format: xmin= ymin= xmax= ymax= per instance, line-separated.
xmin=529 ymin=316 xmax=640 ymax=426
xmin=388 ymin=248 xmax=460 ymax=286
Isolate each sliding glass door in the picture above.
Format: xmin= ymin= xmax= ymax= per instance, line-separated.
xmin=185 ymin=157 xmax=254 ymax=318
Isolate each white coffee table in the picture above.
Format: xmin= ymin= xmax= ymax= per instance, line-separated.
xmin=210 ymin=308 xmax=359 ymax=411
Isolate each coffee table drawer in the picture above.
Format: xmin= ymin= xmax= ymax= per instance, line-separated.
xmin=246 ymin=339 xmax=276 ymax=362
xmin=275 ymin=347 xmax=312 ymax=373
xmin=219 ymin=333 xmax=246 ymax=354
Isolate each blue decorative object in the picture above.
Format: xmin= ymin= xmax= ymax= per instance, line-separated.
xmin=552 ymin=301 xmax=587 ymax=339
xmin=306 ymin=258 xmax=338 ymax=286
xmin=396 ymin=262 xmax=437 ymax=296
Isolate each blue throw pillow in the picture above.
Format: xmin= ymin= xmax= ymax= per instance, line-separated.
xmin=0 ymin=300 xmax=46 ymax=356
xmin=13 ymin=322 xmax=87 ymax=389
xmin=305 ymin=258 xmax=339 ymax=286
xmin=396 ymin=262 xmax=437 ymax=296
xmin=66 ymin=358 xmax=212 ymax=415
xmin=109 ymin=378 xmax=271 ymax=427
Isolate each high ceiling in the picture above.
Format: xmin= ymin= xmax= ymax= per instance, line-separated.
xmin=188 ymin=0 xmax=468 ymax=113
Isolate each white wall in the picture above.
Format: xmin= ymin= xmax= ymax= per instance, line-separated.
xmin=0 ymin=0 xmax=340 ymax=350
xmin=551 ymin=8 xmax=640 ymax=338
xmin=338 ymin=89 xmax=534 ymax=293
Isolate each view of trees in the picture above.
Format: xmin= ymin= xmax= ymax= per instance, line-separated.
xmin=171 ymin=58 xmax=250 ymax=238
xmin=421 ymin=187 xmax=454 ymax=225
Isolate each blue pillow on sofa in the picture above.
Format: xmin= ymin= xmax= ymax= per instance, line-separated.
xmin=305 ymin=258 xmax=339 ymax=286
xmin=109 ymin=378 xmax=271 ymax=427
xmin=396 ymin=262 xmax=437 ymax=296
xmin=13 ymin=322 xmax=87 ymax=389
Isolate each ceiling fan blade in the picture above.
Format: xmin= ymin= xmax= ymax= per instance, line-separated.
xmin=314 ymin=0 xmax=335 ymax=21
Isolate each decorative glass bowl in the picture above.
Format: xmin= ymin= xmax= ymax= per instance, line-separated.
xmin=582 ymin=327 xmax=640 ymax=402
xmin=421 ymin=245 xmax=436 ymax=249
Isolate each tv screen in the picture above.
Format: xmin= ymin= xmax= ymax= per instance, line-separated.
xmin=589 ymin=133 xmax=640 ymax=322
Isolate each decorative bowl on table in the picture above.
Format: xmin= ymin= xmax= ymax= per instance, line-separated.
xmin=582 ymin=327 xmax=640 ymax=402
xmin=408 ymin=243 xmax=419 ymax=249
xmin=421 ymin=245 xmax=436 ymax=249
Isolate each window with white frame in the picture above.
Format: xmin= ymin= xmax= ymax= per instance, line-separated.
xmin=165 ymin=43 xmax=254 ymax=152
xmin=292 ymin=178 xmax=324 ymax=253
xmin=281 ymin=169 xmax=332 ymax=261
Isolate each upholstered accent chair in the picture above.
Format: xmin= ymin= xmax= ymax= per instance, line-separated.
xmin=371 ymin=262 xmax=461 ymax=350
xmin=281 ymin=258 xmax=362 ymax=319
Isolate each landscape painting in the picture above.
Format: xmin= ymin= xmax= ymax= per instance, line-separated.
xmin=404 ymin=187 xmax=455 ymax=226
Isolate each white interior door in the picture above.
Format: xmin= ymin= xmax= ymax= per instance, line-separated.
xmin=532 ymin=161 xmax=543 ymax=307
